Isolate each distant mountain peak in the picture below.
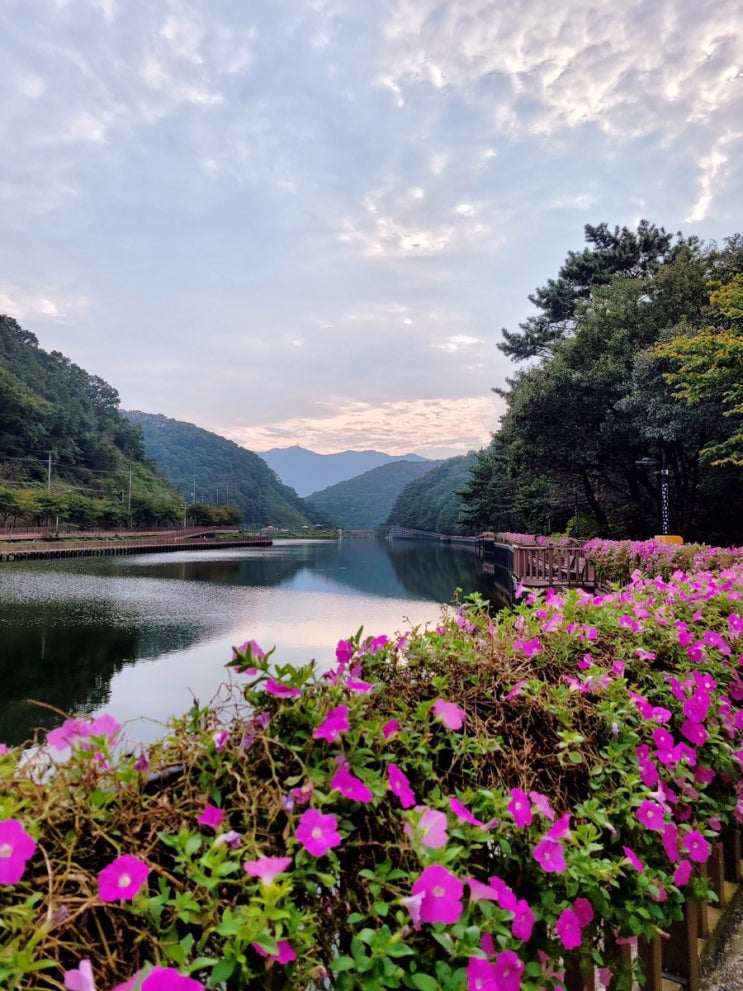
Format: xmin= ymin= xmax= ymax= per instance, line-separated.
xmin=258 ymin=446 xmax=430 ymax=497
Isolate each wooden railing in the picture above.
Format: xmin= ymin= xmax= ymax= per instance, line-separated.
xmin=560 ymin=827 xmax=742 ymax=990
xmin=511 ymin=543 xmax=596 ymax=590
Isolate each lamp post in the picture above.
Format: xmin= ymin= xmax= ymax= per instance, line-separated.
xmin=635 ymin=453 xmax=670 ymax=536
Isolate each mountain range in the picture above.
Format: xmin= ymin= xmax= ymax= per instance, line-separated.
xmin=258 ymin=445 xmax=430 ymax=496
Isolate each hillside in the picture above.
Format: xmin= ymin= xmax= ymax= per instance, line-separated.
xmin=258 ymin=445 xmax=430 ymax=496
xmin=0 ymin=314 xmax=182 ymax=525
xmin=386 ymin=453 xmax=478 ymax=535
xmin=125 ymin=412 xmax=319 ymax=529
xmin=305 ymin=459 xmax=440 ymax=529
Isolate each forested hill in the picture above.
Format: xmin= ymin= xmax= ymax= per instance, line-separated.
xmin=124 ymin=411 xmax=318 ymax=529
xmin=0 ymin=314 xmax=182 ymax=525
xmin=385 ymin=453 xmax=477 ymax=535
xmin=305 ymin=459 xmax=440 ymax=529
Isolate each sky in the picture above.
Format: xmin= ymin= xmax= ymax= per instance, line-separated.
xmin=0 ymin=1 xmax=741 ymax=459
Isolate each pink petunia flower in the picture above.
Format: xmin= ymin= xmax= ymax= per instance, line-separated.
xmin=253 ymin=941 xmax=296 ymax=965
xmin=573 ymin=897 xmax=594 ymax=927
xmin=388 ymin=763 xmax=416 ymax=808
xmin=0 ymin=818 xmax=36 ymax=885
xmin=313 ymin=705 xmax=350 ymax=743
xmin=529 ymin=790 xmax=555 ymax=820
xmin=411 ymin=864 xmax=464 ymax=924
xmin=111 ymin=968 xmax=204 ymax=990
xmin=674 ymin=860 xmax=693 ymax=886
xmin=264 ymin=679 xmax=302 ymax=698
xmin=492 ymin=950 xmax=525 ymax=991
xmin=512 ymin=898 xmax=535 ymax=941
xmin=214 ymin=830 xmax=241 ymax=850
xmin=623 ymin=846 xmax=644 ymax=872
xmin=404 ymin=806 xmax=448 ymax=849
xmin=97 ymin=854 xmax=150 ymax=902
xmin=467 ymin=877 xmax=501 ymax=903
xmin=636 ymin=800 xmax=666 ymax=832
xmin=547 ymin=813 xmax=571 ymax=839
xmin=432 ymin=698 xmax=465 ymax=730
xmin=467 ymin=957 xmax=498 ymax=991
xmin=450 ymin=796 xmax=483 ymax=826
xmin=295 ymin=809 xmax=342 ymax=857
xmin=331 ymin=765 xmax=373 ymax=803
xmin=382 ymin=719 xmax=399 ymax=739
xmin=198 ymin=804 xmax=224 ymax=830
xmin=508 ymin=788 xmax=532 ymax=827
xmin=243 ymin=856 xmax=292 ymax=885
xmin=64 ymin=959 xmax=96 ymax=991
xmin=533 ymin=836 xmax=566 ymax=873
xmin=555 ymin=908 xmax=582 ymax=950
xmin=682 ymin=830 xmax=711 ymax=862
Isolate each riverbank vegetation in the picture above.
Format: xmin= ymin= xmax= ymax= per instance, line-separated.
xmin=4 ymin=548 xmax=743 ymax=990
xmin=456 ymin=222 xmax=743 ymax=544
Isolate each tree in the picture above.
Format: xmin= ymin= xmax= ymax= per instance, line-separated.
xmin=498 ymin=221 xmax=687 ymax=362
xmin=656 ymin=274 xmax=743 ymax=465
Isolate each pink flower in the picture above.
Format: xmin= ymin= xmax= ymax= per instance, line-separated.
xmin=450 ymin=797 xmax=483 ymax=826
xmin=411 ymin=864 xmax=464 ymax=924
xmin=212 ymin=730 xmax=228 ymax=752
xmin=214 ymin=831 xmax=241 ymax=850
xmin=382 ymin=719 xmax=399 ymax=739
xmin=529 ymin=790 xmax=555 ymax=820
xmin=680 ymin=720 xmax=708 ymax=747
xmin=623 ymin=846 xmax=644 ymax=872
xmin=264 ymin=679 xmax=302 ymax=698
xmin=573 ymin=897 xmax=594 ymax=927
xmin=233 ymin=639 xmax=265 ymax=663
xmin=533 ymin=836 xmax=566 ymax=873
xmin=46 ymin=717 xmax=93 ymax=751
xmin=112 ymin=968 xmax=204 ymax=990
xmin=512 ymin=898 xmax=535 ymax=941
xmin=243 ymin=856 xmax=292 ymax=885
xmin=405 ymin=806 xmax=448 ymax=849
xmin=682 ymin=830 xmax=711 ymax=863
xmin=296 ymin=809 xmax=342 ymax=857
xmin=432 ymin=698 xmax=465 ymax=730
xmin=198 ymin=804 xmax=224 ymax=830
xmin=64 ymin=959 xmax=96 ymax=991
xmin=508 ymin=788 xmax=532 ymax=827
xmin=400 ymin=892 xmax=424 ymax=929
xmin=493 ymin=950 xmax=524 ymax=991
xmin=313 ymin=705 xmax=350 ymax=743
xmin=547 ymin=813 xmax=571 ymax=839
xmin=336 ymin=639 xmax=354 ymax=665
xmin=331 ymin=765 xmax=373 ymax=803
xmin=467 ymin=877 xmax=501 ymax=903
xmin=555 ymin=908 xmax=582 ymax=950
xmin=636 ymin=800 xmax=666 ymax=832
xmin=0 ymin=818 xmax=36 ymax=885
xmin=674 ymin=860 xmax=693 ymax=886
xmin=388 ymin=763 xmax=416 ymax=808
xmin=97 ymin=854 xmax=150 ymax=902
xmin=467 ymin=957 xmax=499 ymax=991
xmin=253 ymin=941 xmax=296 ymax=965
xmin=88 ymin=714 xmax=122 ymax=741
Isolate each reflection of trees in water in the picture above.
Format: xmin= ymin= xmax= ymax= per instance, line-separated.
xmin=0 ymin=603 xmax=201 ymax=746
xmin=114 ymin=554 xmax=306 ymax=588
xmin=382 ymin=541 xmax=493 ymax=605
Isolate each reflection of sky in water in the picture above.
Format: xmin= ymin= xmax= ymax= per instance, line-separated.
xmin=0 ymin=541 xmax=479 ymax=745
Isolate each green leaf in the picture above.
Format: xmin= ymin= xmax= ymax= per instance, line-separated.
xmin=409 ymin=973 xmax=438 ymax=991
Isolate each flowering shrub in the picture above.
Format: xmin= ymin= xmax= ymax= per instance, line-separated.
xmin=583 ymin=538 xmax=743 ymax=585
xmin=3 ymin=574 xmax=743 ymax=989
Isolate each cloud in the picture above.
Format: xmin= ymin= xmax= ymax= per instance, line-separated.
xmin=222 ymin=394 xmax=504 ymax=457
xmin=0 ymin=281 xmax=90 ymax=322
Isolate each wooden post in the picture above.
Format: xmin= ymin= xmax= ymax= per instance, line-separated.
xmin=723 ymin=826 xmax=742 ymax=884
xmin=637 ymin=935 xmax=663 ymax=991
xmin=662 ymin=898 xmax=700 ymax=991
xmin=563 ymin=954 xmax=594 ymax=991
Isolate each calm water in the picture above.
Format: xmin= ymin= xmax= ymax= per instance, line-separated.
xmin=0 ymin=539 xmax=491 ymax=746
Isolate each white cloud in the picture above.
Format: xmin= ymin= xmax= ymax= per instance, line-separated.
xmin=0 ymin=282 xmax=90 ymax=322
xmin=223 ymin=394 xmax=504 ymax=457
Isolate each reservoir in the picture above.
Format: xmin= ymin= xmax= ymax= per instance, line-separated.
xmin=0 ymin=538 xmax=491 ymax=747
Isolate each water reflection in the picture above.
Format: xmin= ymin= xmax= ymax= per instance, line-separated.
xmin=0 ymin=539 xmax=489 ymax=745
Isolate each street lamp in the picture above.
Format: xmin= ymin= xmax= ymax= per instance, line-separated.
xmin=635 ymin=454 xmax=670 ymax=536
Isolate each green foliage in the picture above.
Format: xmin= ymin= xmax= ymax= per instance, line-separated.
xmin=4 ymin=568 xmax=743 ymax=989
xmin=125 ymin=411 xmax=318 ymax=530
xmin=0 ymin=315 xmax=183 ymax=525
xmin=465 ymin=229 xmax=743 ymax=543
xmin=385 ymin=455 xmax=476 ymax=535
xmin=307 ymin=460 xmax=439 ymax=529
